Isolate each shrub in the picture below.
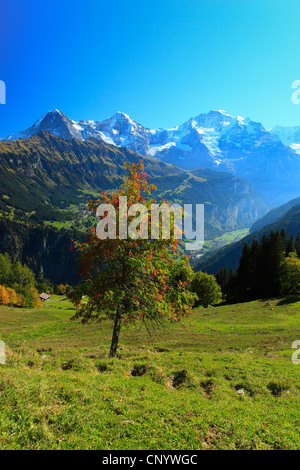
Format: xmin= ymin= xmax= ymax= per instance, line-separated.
xmin=280 ymin=255 xmax=300 ymax=295
xmin=21 ymin=286 xmax=42 ymax=308
xmin=191 ymin=271 xmax=222 ymax=308
xmin=55 ymin=284 xmax=69 ymax=295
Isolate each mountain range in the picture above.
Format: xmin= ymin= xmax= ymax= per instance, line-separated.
xmin=3 ymin=109 xmax=300 ymax=205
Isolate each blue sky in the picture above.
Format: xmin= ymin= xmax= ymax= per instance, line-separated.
xmin=1 ymin=0 xmax=300 ymax=137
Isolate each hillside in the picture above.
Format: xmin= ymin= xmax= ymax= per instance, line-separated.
xmin=250 ymin=196 xmax=300 ymax=233
xmin=0 ymin=132 xmax=267 ymax=283
xmin=0 ymin=131 xmax=266 ymax=233
xmin=195 ymin=204 xmax=300 ymax=274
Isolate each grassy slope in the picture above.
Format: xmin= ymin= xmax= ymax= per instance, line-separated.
xmin=0 ymin=296 xmax=299 ymax=450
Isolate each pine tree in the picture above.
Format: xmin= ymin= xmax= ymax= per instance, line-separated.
xmin=215 ymin=265 xmax=229 ymax=293
xmin=237 ymin=242 xmax=252 ymax=299
xmin=286 ymin=234 xmax=296 ymax=256
xmin=295 ymin=232 xmax=300 ymax=258
xmin=270 ymin=230 xmax=286 ymax=296
xmin=226 ymin=269 xmax=239 ymax=303
xmin=249 ymin=239 xmax=259 ymax=298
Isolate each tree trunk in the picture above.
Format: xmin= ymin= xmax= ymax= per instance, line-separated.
xmin=109 ymin=308 xmax=122 ymax=357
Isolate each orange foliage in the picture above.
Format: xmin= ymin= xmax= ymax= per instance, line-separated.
xmin=0 ymin=285 xmax=10 ymax=305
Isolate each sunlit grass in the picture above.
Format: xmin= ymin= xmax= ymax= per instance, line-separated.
xmin=0 ymin=296 xmax=299 ymax=449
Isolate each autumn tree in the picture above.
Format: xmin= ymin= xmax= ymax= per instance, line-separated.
xmin=21 ymin=286 xmax=42 ymax=309
xmin=0 ymin=285 xmax=10 ymax=306
xmin=55 ymin=284 xmax=67 ymax=295
xmin=72 ymin=161 xmax=196 ymax=357
xmin=6 ymin=287 xmax=18 ymax=306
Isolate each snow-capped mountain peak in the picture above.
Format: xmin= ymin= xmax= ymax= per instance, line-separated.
xmin=4 ymin=108 xmax=85 ymax=141
xmin=112 ymin=111 xmax=135 ymax=122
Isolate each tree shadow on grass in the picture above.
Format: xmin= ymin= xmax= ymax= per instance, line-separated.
xmin=277 ymin=295 xmax=300 ymax=306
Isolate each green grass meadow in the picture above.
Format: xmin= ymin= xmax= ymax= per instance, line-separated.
xmin=0 ymin=296 xmax=299 ymax=450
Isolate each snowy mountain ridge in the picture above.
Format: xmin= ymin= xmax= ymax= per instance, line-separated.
xmin=3 ymin=108 xmax=300 ymax=205
xmin=4 ymin=108 xmax=279 ymax=160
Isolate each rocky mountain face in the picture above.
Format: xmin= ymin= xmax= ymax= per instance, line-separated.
xmin=0 ymin=218 xmax=83 ymax=284
xmin=4 ymin=109 xmax=300 ymax=206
